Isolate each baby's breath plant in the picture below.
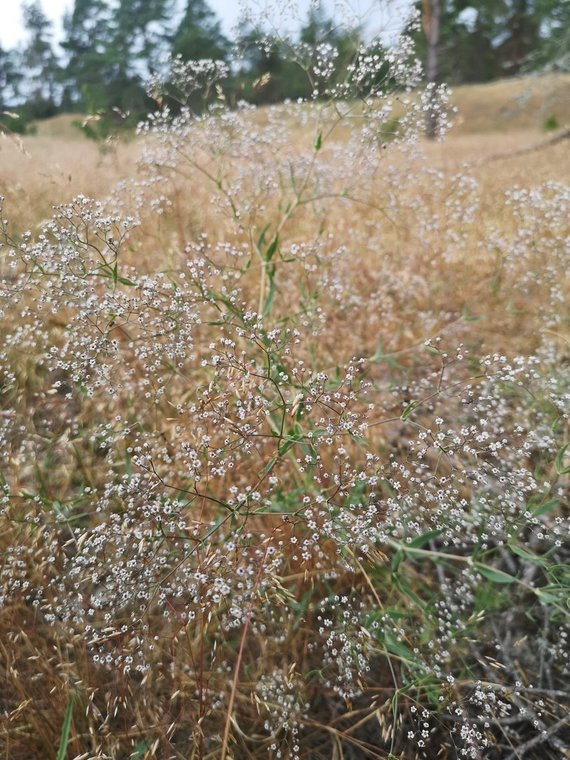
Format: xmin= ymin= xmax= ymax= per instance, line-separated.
xmin=1 ymin=3 xmax=569 ymax=759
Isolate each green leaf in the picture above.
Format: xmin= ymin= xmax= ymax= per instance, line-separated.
xmin=384 ymin=632 xmax=417 ymax=664
xmin=400 ymin=402 xmax=416 ymax=421
xmin=462 ymin=304 xmax=482 ymax=322
xmin=369 ymin=339 xmax=406 ymax=370
xmin=475 ymin=564 xmax=516 ymax=584
xmin=56 ymin=694 xmax=75 ymax=760
xmin=534 ymin=588 xmax=559 ymax=605
xmin=532 ymin=498 xmax=559 ymax=517
xmin=262 ymin=267 xmax=277 ymax=316
xmin=510 ymin=545 xmax=546 ymax=564
xmin=278 ymin=425 xmax=303 ymax=456
xmin=407 ymin=529 xmax=443 ymax=549
xmin=314 ymin=130 xmax=322 ymax=151
xmin=370 ymin=339 xmax=384 ymax=363
xmin=97 ymin=262 xmax=135 ymax=286
xmin=395 ymin=576 xmax=427 ymax=612
xmin=391 ymin=549 xmax=403 ymax=574
xmin=265 ymin=234 xmax=279 ymax=262
xmin=256 ymin=223 xmax=271 ymax=252
xmin=390 ymin=692 xmax=399 ymax=722
xmin=260 ymin=455 xmax=278 ymax=477
xmin=130 ymin=740 xmax=151 ymax=759
xmin=555 ymin=443 xmax=569 ymax=475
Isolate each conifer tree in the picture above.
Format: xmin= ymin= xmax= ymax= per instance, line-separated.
xmin=20 ymin=1 xmax=60 ymax=117
xmin=60 ymin=0 xmax=113 ymax=110
xmin=173 ymin=0 xmax=230 ymax=62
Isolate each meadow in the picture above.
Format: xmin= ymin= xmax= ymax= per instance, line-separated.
xmin=0 ymin=57 xmax=569 ymax=760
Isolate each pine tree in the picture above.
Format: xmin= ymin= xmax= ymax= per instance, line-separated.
xmin=412 ymin=0 xmax=569 ymax=85
xmin=0 ymin=46 xmax=20 ymax=109
xmin=112 ymin=0 xmax=174 ymax=77
xmin=172 ymin=0 xmax=229 ymax=62
xmin=60 ymin=0 xmax=114 ymax=111
xmin=20 ymin=1 xmax=60 ymax=118
xmin=298 ymin=5 xmax=362 ymax=94
xmin=0 ymin=46 xmax=24 ymax=132
xmin=61 ymin=0 xmax=172 ymax=126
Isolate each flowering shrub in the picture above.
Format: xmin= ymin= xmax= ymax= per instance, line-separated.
xmin=0 ymin=6 xmax=568 ymax=760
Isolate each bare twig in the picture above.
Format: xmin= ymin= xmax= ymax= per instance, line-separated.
xmin=503 ymin=715 xmax=570 ymax=760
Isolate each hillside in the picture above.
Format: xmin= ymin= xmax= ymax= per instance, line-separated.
xmin=26 ymin=71 xmax=570 ymax=139
xmin=0 ymin=73 xmax=568 ymax=236
xmin=449 ymin=72 xmax=570 ymax=133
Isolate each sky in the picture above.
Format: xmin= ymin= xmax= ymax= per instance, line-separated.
xmin=0 ymin=0 xmax=411 ymax=49
xmin=1 ymin=0 xmax=240 ymax=48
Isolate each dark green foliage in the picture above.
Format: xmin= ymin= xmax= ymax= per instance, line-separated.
xmin=60 ymin=0 xmax=114 ymax=111
xmin=528 ymin=0 xmax=570 ymax=71
xmin=411 ymin=0 xmax=570 ymax=84
xmin=20 ymin=2 xmax=60 ymax=119
xmin=234 ymin=8 xmax=363 ymax=106
xmin=235 ymin=29 xmax=311 ymax=105
xmin=0 ymin=0 xmax=567 ymax=126
xmin=61 ymin=0 xmax=170 ymax=128
xmin=113 ymin=0 xmax=174 ymax=73
xmin=0 ymin=46 xmax=20 ymax=108
xmin=542 ymin=113 xmax=559 ymax=131
xmin=0 ymin=46 xmax=26 ymax=134
xmin=173 ymin=0 xmax=230 ymax=62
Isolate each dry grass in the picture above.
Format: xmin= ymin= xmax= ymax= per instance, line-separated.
xmin=0 ymin=133 xmax=138 ymax=235
xmin=449 ymin=72 xmax=570 ymax=134
xmin=1 ymin=71 xmax=568 ymax=233
xmin=0 ymin=72 xmax=569 ymax=760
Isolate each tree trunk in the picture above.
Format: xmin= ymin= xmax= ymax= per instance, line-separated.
xmin=422 ymin=0 xmax=441 ymax=139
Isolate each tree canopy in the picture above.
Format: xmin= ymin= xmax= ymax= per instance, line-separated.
xmin=0 ymin=0 xmax=567 ymax=134
xmin=413 ymin=0 xmax=570 ymax=85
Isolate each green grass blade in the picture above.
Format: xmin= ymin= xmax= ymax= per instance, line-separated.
xmin=56 ymin=694 xmax=75 ymax=760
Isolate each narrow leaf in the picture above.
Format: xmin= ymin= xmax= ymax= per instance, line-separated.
xmin=56 ymin=694 xmax=75 ymax=760
xmin=265 ymin=234 xmax=279 ymax=262
xmin=510 ymin=545 xmax=545 ymax=564
xmin=475 ymin=564 xmax=516 ymax=584
xmin=401 ymin=402 xmax=415 ymax=421
xmin=370 ymin=339 xmax=384 ymax=363
xmin=407 ymin=529 xmax=443 ymax=549
xmin=130 ymin=740 xmax=152 ymax=759
xmin=555 ymin=443 xmax=569 ymax=475
xmin=532 ymin=498 xmax=559 ymax=517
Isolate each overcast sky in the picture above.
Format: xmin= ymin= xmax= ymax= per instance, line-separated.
xmin=0 ymin=0 xmax=235 ymax=47
xmin=0 ymin=1 xmax=410 ymax=49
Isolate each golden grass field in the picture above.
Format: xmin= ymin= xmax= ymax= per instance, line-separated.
xmin=3 ymin=73 xmax=567 ymax=367
xmin=1 ymin=72 xmax=569 ymax=233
